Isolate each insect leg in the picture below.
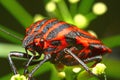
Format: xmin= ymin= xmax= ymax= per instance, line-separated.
xmin=24 ymin=55 xmax=34 ymax=74
xmin=8 ymin=51 xmax=40 ymax=75
xmin=28 ymin=54 xmax=51 ymax=80
xmin=83 ymin=55 xmax=102 ymax=67
xmin=23 ymin=50 xmax=41 ymax=75
xmin=8 ymin=51 xmax=28 ymax=74
xmin=64 ymin=48 xmax=97 ymax=76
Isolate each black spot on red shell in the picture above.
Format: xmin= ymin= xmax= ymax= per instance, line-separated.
xmin=51 ymin=40 xmax=61 ymax=46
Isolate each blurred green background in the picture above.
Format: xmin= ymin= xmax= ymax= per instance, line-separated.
xmin=0 ymin=0 xmax=120 ymax=80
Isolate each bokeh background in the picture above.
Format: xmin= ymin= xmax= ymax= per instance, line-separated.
xmin=0 ymin=0 xmax=120 ymax=80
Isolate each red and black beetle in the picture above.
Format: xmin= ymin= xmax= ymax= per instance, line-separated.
xmin=8 ymin=18 xmax=111 ymax=79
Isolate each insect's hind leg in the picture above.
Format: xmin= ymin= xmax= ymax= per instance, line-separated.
xmin=68 ymin=46 xmax=102 ymax=67
xmin=83 ymin=55 xmax=102 ymax=67
xmin=64 ymin=48 xmax=97 ymax=76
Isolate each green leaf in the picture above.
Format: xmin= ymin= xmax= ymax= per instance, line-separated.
xmin=0 ymin=43 xmax=24 ymax=57
xmin=64 ymin=66 xmax=76 ymax=80
xmin=0 ymin=0 xmax=33 ymax=27
xmin=103 ymin=59 xmax=120 ymax=79
xmin=0 ymin=25 xmax=23 ymax=44
xmin=102 ymin=35 xmax=120 ymax=48
xmin=77 ymin=70 xmax=98 ymax=80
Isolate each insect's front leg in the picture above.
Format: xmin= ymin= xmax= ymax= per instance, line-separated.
xmin=8 ymin=51 xmax=40 ymax=75
xmin=8 ymin=51 xmax=27 ymax=74
xmin=28 ymin=54 xmax=51 ymax=80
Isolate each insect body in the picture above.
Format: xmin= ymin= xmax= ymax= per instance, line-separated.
xmin=8 ymin=18 xmax=111 ymax=79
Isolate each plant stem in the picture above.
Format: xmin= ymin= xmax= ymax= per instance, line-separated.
xmin=57 ymin=0 xmax=73 ymax=24
xmin=86 ymin=12 xmax=97 ymax=21
xmin=78 ymin=0 xmax=95 ymax=14
xmin=70 ymin=3 xmax=77 ymax=17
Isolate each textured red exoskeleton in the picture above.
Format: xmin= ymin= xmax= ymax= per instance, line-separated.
xmin=8 ymin=18 xmax=111 ymax=80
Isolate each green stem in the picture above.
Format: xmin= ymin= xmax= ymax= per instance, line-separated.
xmin=47 ymin=9 xmax=63 ymax=20
xmin=0 ymin=0 xmax=33 ymax=27
xmin=70 ymin=3 xmax=77 ymax=17
xmin=86 ymin=12 xmax=97 ymax=21
xmin=57 ymin=0 xmax=73 ymax=24
xmin=54 ymin=9 xmax=63 ymax=20
xmin=78 ymin=0 xmax=95 ymax=14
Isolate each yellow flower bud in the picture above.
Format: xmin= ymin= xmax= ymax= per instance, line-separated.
xmin=92 ymin=63 xmax=106 ymax=75
xmin=72 ymin=67 xmax=81 ymax=73
xmin=11 ymin=74 xmax=28 ymax=80
xmin=74 ymin=14 xmax=88 ymax=28
xmin=58 ymin=71 xmax=66 ymax=79
xmin=68 ymin=0 xmax=80 ymax=4
xmin=33 ymin=14 xmax=44 ymax=22
xmin=93 ymin=2 xmax=107 ymax=15
xmin=45 ymin=1 xmax=56 ymax=12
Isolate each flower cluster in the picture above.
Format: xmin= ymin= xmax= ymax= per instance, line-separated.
xmin=34 ymin=0 xmax=107 ymax=29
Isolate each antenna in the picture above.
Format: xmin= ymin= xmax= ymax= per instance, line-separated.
xmin=0 ymin=27 xmax=23 ymax=41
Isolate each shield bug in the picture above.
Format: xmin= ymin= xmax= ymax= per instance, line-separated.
xmin=8 ymin=18 xmax=111 ymax=80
